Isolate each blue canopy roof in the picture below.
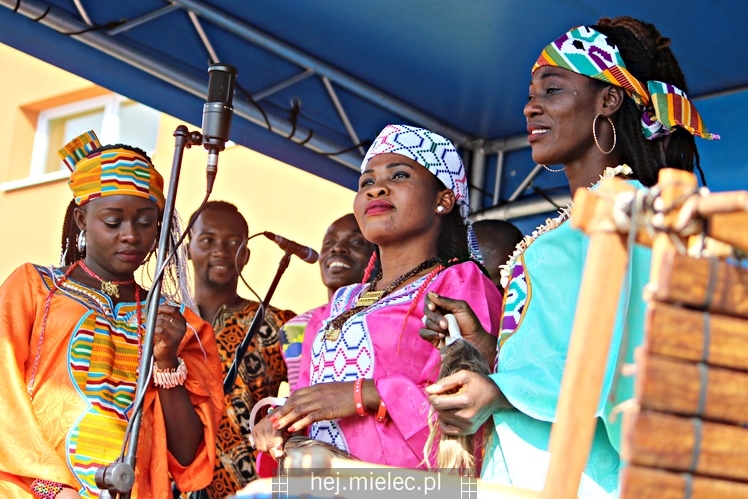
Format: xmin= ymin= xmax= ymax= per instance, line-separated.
xmin=2 ymin=0 xmax=746 ymax=231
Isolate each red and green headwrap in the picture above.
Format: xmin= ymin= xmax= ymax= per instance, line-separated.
xmin=58 ymin=130 xmax=166 ymax=210
xmin=533 ymin=26 xmax=719 ymax=141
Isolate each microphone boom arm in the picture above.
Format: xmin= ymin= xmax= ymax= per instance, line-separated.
xmin=224 ymin=250 xmax=293 ymax=394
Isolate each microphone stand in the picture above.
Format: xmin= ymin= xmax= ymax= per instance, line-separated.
xmin=96 ymin=125 xmax=204 ymax=498
xmin=224 ymin=250 xmax=292 ymax=394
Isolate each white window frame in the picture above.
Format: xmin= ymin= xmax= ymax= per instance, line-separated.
xmin=28 ymin=93 xmax=125 ymax=177
xmin=2 ymin=94 xmax=156 ymax=192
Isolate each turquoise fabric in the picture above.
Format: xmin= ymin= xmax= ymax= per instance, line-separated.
xmin=483 ymin=181 xmax=651 ymax=497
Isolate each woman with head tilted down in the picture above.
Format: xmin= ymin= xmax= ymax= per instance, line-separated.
xmin=421 ymin=17 xmax=718 ymax=497
xmin=0 ymin=132 xmax=224 ymax=498
xmin=251 ymin=125 xmax=503 ymax=468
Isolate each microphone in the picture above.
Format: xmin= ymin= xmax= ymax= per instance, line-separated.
xmin=263 ymin=232 xmax=319 ymax=264
xmin=201 ymin=63 xmax=237 ymax=190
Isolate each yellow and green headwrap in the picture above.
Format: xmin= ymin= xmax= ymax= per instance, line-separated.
xmin=59 ymin=130 xmax=166 ymax=210
xmin=533 ymin=26 xmax=719 ymax=141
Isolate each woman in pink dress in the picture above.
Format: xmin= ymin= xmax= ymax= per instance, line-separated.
xmin=251 ymin=124 xmax=502 ymax=468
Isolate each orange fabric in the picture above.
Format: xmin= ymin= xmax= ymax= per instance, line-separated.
xmin=0 ymin=264 xmax=224 ymax=498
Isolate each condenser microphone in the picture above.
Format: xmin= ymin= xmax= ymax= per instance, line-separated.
xmin=263 ymin=232 xmax=319 ymax=264
xmin=201 ymin=63 xmax=237 ymax=189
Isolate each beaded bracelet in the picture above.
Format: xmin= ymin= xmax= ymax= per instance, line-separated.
xmin=153 ymin=357 xmax=188 ymax=389
xmin=30 ymin=478 xmax=71 ymax=499
xmin=353 ymin=378 xmax=368 ymax=416
xmin=376 ymin=399 xmax=387 ymax=423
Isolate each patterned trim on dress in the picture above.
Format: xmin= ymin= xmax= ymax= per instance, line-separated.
xmin=34 ymin=266 xmax=143 ymax=497
xmin=498 ymin=165 xmax=633 ymax=289
xmin=308 ymin=276 xmax=430 ymax=451
xmin=495 ymin=256 xmax=532 ymax=372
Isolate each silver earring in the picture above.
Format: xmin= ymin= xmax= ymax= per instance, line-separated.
xmin=77 ymin=230 xmax=86 ymax=253
xmin=436 ymin=206 xmax=445 ymax=213
xmin=593 ymin=113 xmax=616 ymax=155
xmin=541 ymin=164 xmax=564 ymax=173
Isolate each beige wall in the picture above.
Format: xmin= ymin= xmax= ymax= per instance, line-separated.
xmin=0 ymin=43 xmax=356 ymax=314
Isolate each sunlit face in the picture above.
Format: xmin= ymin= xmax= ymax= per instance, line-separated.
xmin=353 ymin=153 xmax=444 ymax=246
xmin=319 ymin=214 xmax=375 ymax=293
xmin=75 ymin=195 xmax=159 ymax=280
xmin=524 ymin=66 xmax=603 ymax=168
xmin=188 ymin=208 xmax=249 ymax=291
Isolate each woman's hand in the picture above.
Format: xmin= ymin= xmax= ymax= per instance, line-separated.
xmin=251 ymin=414 xmax=286 ymax=459
xmin=425 ymin=370 xmax=509 ymax=435
xmin=420 ymin=292 xmax=497 ymax=365
xmin=151 ymin=303 xmax=203 ymax=465
xmin=152 ymin=304 xmax=187 ymax=367
xmin=270 ymin=381 xmax=363 ymax=434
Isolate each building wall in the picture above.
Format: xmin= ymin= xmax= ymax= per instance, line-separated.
xmin=0 ymin=43 xmax=357 ymax=314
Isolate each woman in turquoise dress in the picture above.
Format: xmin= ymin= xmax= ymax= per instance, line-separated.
xmin=420 ymin=16 xmax=719 ymax=497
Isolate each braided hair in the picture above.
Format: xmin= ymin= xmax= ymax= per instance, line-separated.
xmin=60 ymin=199 xmax=83 ymax=266
xmin=590 ymin=16 xmax=702 ymax=187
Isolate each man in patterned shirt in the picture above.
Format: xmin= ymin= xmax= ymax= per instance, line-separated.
xmin=186 ymin=201 xmax=295 ymax=498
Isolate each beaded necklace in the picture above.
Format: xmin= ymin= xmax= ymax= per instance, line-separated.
xmin=324 ymin=257 xmax=441 ymax=342
xmin=26 ymin=260 xmax=143 ymax=399
xmin=79 ymin=259 xmax=136 ymax=299
xmin=498 ymin=165 xmax=633 ymax=289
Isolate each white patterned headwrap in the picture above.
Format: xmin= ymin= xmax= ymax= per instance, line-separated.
xmin=362 ymin=124 xmax=482 ymax=263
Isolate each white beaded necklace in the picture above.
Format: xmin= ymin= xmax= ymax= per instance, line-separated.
xmin=499 ymin=165 xmax=633 ymax=289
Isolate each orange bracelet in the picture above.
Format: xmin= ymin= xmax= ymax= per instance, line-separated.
xmin=353 ymin=378 xmax=368 ymax=416
xmin=376 ymin=399 xmax=387 ymax=422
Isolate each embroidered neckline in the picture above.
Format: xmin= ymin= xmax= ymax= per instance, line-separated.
xmin=499 ymin=165 xmax=633 ymax=289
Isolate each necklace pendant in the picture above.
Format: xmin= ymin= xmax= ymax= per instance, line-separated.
xmin=355 ymin=290 xmax=384 ymax=308
xmin=100 ymin=280 xmax=120 ymax=298
xmin=324 ymin=328 xmax=341 ymax=342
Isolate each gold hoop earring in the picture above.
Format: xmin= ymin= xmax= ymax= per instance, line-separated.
xmin=593 ymin=113 xmax=616 ymax=155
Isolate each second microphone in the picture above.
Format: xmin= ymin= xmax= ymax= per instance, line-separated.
xmin=263 ymin=232 xmax=319 ymax=264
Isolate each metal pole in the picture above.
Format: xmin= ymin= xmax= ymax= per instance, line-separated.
xmin=94 ymin=126 xmax=197 ymax=497
xmin=469 ymin=141 xmax=486 ymax=212
xmin=492 ymin=150 xmax=505 ymax=206
xmin=507 ymin=162 xmax=545 ymax=203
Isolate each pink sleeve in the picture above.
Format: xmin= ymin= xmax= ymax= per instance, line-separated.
xmin=292 ymin=304 xmax=329 ymax=393
xmin=433 ymin=262 xmax=503 ymax=337
xmin=373 ymin=262 xmax=502 ymax=461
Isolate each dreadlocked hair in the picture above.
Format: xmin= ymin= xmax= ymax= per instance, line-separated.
xmin=60 ymin=199 xmax=83 ymax=266
xmin=591 ymin=16 xmax=701 ymax=187
xmin=423 ymin=338 xmax=492 ymax=472
xmin=139 ymin=210 xmax=198 ymax=312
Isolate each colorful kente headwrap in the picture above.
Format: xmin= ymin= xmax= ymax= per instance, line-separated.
xmin=361 ymin=124 xmax=482 ymax=262
xmin=533 ymin=26 xmax=719 ymax=141
xmin=59 ymin=130 xmax=166 ymax=209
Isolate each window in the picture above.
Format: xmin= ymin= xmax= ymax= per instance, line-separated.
xmin=28 ymin=93 xmax=160 ymax=177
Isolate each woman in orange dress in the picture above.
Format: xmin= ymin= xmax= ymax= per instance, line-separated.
xmin=0 ymin=131 xmax=224 ymax=498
